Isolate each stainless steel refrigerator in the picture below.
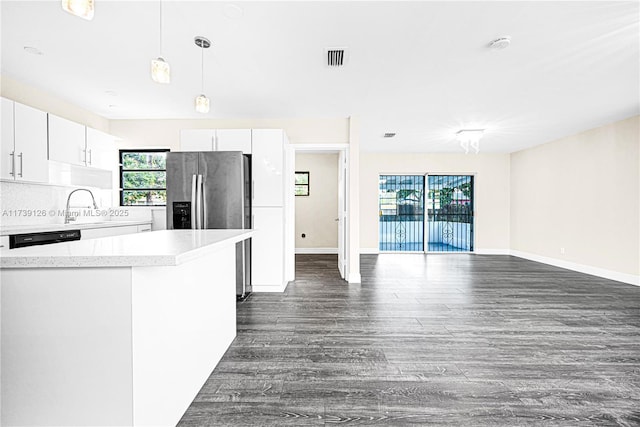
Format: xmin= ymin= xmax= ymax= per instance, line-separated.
xmin=166 ymin=151 xmax=251 ymax=299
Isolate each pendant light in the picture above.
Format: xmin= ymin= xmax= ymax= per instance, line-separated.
xmin=61 ymin=0 xmax=94 ymax=20
xmin=194 ymin=36 xmax=211 ymax=113
xmin=151 ymin=1 xmax=170 ymax=84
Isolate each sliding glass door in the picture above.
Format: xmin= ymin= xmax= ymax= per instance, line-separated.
xmin=426 ymin=175 xmax=474 ymax=252
xmin=378 ymin=174 xmax=474 ymax=253
xmin=379 ymin=175 xmax=425 ymax=251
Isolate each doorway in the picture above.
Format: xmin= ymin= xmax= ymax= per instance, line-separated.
xmin=293 ymin=145 xmax=349 ymax=280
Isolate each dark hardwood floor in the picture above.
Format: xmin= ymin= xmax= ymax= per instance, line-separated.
xmin=178 ymin=254 xmax=640 ymax=426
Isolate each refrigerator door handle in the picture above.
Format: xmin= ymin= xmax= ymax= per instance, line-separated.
xmin=191 ymin=174 xmax=197 ymax=229
xmin=196 ymin=174 xmax=204 ymax=229
xmin=201 ymin=176 xmax=208 ymax=229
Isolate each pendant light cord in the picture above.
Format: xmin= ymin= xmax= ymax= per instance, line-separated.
xmin=159 ymin=1 xmax=163 ymax=56
xmin=201 ymin=44 xmax=204 ymax=93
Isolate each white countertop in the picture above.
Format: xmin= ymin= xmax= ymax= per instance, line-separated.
xmin=0 ymin=229 xmax=253 ymax=269
xmin=1 ymin=219 xmax=153 ymax=236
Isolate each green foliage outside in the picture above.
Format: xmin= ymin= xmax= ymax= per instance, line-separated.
xmin=121 ymin=152 xmax=167 ymax=206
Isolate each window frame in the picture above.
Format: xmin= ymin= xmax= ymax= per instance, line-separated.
xmin=295 ymin=171 xmax=310 ymax=196
xmin=119 ymin=149 xmax=170 ymax=207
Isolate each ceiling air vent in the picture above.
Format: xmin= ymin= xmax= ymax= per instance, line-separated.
xmin=325 ymin=47 xmax=348 ymax=67
xmin=384 ymin=132 xmax=396 ymax=138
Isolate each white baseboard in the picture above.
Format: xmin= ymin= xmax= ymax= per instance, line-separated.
xmin=252 ymin=281 xmax=289 ymax=293
xmin=347 ymin=272 xmax=361 ymax=284
xmin=510 ymin=250 xmax=639 ymax=287
xmin=475 ymin=248 xmax=511 ymax=255
xmin=359 ymin=248 xmax=380 ymax=254
xmin=295 ymin=247 xmax=338 ymax=254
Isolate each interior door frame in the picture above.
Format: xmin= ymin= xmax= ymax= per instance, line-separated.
xmin=293 ymin=144 xmax=350 ymax=280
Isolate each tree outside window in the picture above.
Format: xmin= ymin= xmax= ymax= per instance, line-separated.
xmin=120 ymin=150 xmax=169 ymax=206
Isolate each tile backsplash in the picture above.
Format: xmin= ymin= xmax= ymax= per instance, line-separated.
xmin=0 ymin=180 xmax=115 ymax=227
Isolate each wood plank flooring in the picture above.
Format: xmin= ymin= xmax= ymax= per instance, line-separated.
xmin=178 ymin=254 xmax=640 ymax=426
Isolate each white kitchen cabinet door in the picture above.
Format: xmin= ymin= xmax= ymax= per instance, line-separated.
xmin=180 ymin=129 xmax=214 ymax=151
xmin=13 ymin=102 xmax=48 ymax=183
xmin=48 ymin=114 xmax=86 ymax=166
xmin=215 ymin=129 xmax=252 ymax=154
xmin=86 ymin=127 xmax=117 ymax=170
xmin=251 ymin=129 xmax=284 ymax=207
xmin=81 ymin=225 xmax=139 ymax=240
xmin=1 ymin=97 xmax=15 ymax=180
xmin=251 ymin=207 xmax=284 ymax=288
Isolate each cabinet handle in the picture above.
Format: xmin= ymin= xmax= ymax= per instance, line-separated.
xmin=17 ymin=152 xmax=23 ymax=177
xmin=82 ymin=148 xmax=87 ymax=165
xmin=88 ymin=149 xmax=92 ymax=165
xmin=9 ymin=152 xmax=15 ymax=177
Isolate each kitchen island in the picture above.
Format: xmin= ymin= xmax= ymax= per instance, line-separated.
xmin=1 ymin=229 xmax=253 ymax=427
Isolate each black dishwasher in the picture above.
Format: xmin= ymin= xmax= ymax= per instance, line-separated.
xmin=9 ymin=230 xmax=82 ymax=249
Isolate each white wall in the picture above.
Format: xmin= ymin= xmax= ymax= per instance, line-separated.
xmin=109 ymin=118 xmax=349 ymax=151
xmin=295 ymin=153 xmax=338 ymax=252
xmin=0 ymin=75 xmax=109 ymax=132
xmin=510 ymin=115 xmax=639 ymax=282
xmin=359 ymin=153 xmax=511 ymax=253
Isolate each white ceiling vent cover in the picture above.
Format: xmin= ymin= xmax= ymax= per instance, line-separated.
xmin=325 ymin=47 xmax=349 ymax=67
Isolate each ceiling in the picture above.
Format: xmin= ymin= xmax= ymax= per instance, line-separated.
xmin=1 ymin=1 xmax=638 ymax=153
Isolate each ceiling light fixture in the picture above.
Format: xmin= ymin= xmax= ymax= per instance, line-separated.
xmin=488 ymin=36 xmax=511 ymax=50
xmin=194 ymin=36 xmax=211 ymax=114
xmin=456 ymin=129 xmax=484 ymax=154
xmin=151 ymin=1 xmax=170 ymax=84
xmin=61 ymin=0 xmax=94 ymax=20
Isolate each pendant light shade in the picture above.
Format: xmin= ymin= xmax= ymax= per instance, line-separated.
xmin=194 ymin=36 xmax=211 ymax=114
xmin=195 ymin=94 xmax=210 ymax=113
xmin=151 ymin=57 xmax=171 ymax=84
xmin=151 ymin=1 xmax=170 ymax=84
xmin=61 ymin=0 xmax=94 ymax=20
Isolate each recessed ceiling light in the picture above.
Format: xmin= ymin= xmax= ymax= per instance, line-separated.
xmin=23 ymin=46 xmax=44 ymax=56
xmin=383 ymin=132 xmax=396 ymax=138
xmin=488 ymin=37 xmax=511 ymax=50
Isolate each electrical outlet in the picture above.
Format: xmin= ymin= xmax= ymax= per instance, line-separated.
xmin=560 ymin=247 xmax=565 ymax=254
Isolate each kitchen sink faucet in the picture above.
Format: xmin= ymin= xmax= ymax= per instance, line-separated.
xmin=64 ymin=188 xmax=99 ymax=224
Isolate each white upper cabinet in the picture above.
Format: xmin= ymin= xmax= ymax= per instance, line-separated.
xmin=180 ymin=129 xmax=214 ymax=151
xmin=1 ymin=97 xmax=15 ymax=180
xmin=0 ymin=98 xmax=48 ymax=183
xmin=180 ymin=129 xmax=252 ymax=153
xmin=86 ymin=127 xmax=116 ymax=170
xmin=215 ymin=129 xmax=252 ymax=154
xmin=48 ymin=114 xmax=86 ymax=166
xmin=251 ymin=129 xmax=285 ymax=207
